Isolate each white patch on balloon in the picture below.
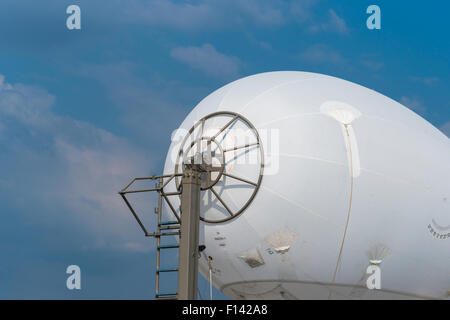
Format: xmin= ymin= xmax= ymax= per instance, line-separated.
xmin=320 ymin=101 xmax=362 ymax=178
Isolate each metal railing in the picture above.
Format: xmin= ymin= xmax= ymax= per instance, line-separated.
xmin=118 ymin=173 xmax=183 ymax=299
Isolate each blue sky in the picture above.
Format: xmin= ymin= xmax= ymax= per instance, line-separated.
xmin=0 ymin=0 xmax=448 ymax=299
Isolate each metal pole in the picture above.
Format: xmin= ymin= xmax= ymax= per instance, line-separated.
xmin=209 ymin=256 xmax=213 ymax=300
xmin=177 ymin=165 xmax=202 ymax=300
xmin=155 ymin=178 xmax=162 ymax=298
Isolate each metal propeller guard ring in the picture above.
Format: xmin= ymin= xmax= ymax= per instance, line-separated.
xmin=174 ymin=111 xmax=264 ymax=223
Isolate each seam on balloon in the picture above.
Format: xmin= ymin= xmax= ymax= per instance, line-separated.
xmin=329 ymin=124 xmax=354 ymax=299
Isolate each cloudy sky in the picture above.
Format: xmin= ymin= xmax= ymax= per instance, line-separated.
xmin=0 ymin=0 xmax=448 ymax=299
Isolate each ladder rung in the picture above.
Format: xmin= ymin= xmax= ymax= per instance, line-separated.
xmin=149 ymin=232 xmax=180 ymax=237
xmin=159 ymin=232 xmax=180 ymax=236
xmin=159 ymin=225 xmax=180 ymax=230
xmin=157 ymin=244 xmax=179 ymax=249
xmin=155 ymin=296 xmax=177 ymax=300
xmin=159 ymin=220 xmax=179 ymax=226
xmin=156 ymin=292 xmax=177 ymax=298
xmin=157 ymin=267 xmax=179 ymax=273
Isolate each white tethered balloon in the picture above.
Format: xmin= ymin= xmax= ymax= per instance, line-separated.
xmin=163 ymin=71 xmax=450 ymax=300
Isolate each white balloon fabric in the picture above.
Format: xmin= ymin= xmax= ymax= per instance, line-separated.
xmin=163 ymin=71 xmax=450 ymax=300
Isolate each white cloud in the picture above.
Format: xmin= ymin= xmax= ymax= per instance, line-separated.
xmin=400 ymin=96 xmax=427 ymax=115
xmin=361 ymin=60 xmax=384 ymax=71
xmin=0 ymin=76 xmax=55 ymax=126
xmin=76 ymin=62 xmax=200 ymax=144
xmin=289 ymin=0 xmax=317 ymax=23
xmin=171 ymin=44 xmax=241 ymax=79
xmin=124 ymin=0 xmax=217 ymax=30
xmin=410 ymin=76 xmax=440 ymax=86
xmin=124 ymin=0 xmax=287 ymax=30
xmin=308 ymin=9 xmax=349 ymax=34
xmin=233 ymin=0 xmax=285 ymax=26
xmin=300 ymin=44 xmax=344 ymax=64
xmin=120 ymin=0 xmax=352 ymax=35
xmin=0 ymin=74 xmax=151 ymax=251
xmin=327 ymin=9 xmax=349 ymax=34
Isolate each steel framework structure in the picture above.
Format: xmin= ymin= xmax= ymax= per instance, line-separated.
xmin=118 ymin=112 xmax=264 ymax=300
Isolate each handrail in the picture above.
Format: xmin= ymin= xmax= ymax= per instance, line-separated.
xmin=120 ymin=173 xmax=183 ymax=194
xmin=118 ymin=173 xmax=183 ymax=236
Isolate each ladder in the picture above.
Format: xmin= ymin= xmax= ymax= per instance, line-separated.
xmin=154 ymin=180 xmax=180 ymax=300
xmin=119 ymin=174 xmax=183 ymax=300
